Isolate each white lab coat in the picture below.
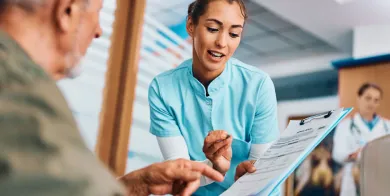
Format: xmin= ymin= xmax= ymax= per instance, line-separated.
xmin=332 ymin=113 xmax=390 ymax=196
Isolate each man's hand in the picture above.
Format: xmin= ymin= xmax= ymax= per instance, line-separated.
xmin=203 ymin=130 xmax=233 ymax=175
xmin=235 ymin=160 xmax=256 ymax=181
xmin=120 ymin=159 xmax=224 ymax=196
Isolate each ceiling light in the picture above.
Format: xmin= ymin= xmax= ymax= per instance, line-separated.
xmin=334 ymin=0 xmax=355 ymax=4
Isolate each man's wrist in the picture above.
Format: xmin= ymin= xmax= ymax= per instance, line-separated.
xmin=119 ymin=169 xmax=149 ymax=195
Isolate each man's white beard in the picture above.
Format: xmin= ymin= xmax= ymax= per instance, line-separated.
xmin=66 ymin=55 xmax=84 ymax=79
xmin=64 ymin=22 xmax=84 ymax=79
xmin=63 ymin=44 xmax=84 ymax=79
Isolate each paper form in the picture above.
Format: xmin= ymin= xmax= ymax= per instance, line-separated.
xmin=221 ymin=108 xmax=352 ymax=196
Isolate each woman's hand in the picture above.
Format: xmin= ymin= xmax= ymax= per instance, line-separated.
xmin=203 ymin=130 xmax=233 ymax=175
xmin=234 ymin=160 xmax=256 ymax=181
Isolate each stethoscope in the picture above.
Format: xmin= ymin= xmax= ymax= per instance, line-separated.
xmin=349 ymin=115 xmax=389 ymax=146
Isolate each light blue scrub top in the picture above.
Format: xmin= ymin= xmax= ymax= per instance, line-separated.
xmin=148 ymin=58 xmax=281 ymax=195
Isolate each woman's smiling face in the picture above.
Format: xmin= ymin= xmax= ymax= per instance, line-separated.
xmin=187 ymin=0 xmax=245 ymax=73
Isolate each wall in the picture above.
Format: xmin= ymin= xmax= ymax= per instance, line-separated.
xmin=249 ymin=53 xmax=346 ymax=78
xmin=354 ymin=25 xmax=390 ymax=59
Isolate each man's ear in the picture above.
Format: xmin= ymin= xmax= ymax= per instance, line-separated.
xmin=186 ymin=17 xmax=195 ymax=38
xmin=54 ymin=0 xmax=81 ymax=32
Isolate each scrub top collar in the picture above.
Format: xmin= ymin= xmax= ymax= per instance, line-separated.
xmin=358 ymin=113 xmax=380 ymax=131
xmin=187 ymin=59 xmax=230 ymax=97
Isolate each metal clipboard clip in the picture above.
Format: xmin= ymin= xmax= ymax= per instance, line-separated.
xmin=299 ymin=110 xmax=335 ymax=125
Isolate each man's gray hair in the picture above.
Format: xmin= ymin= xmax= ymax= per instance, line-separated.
xmin=0 ymin=0 xmax=38 ymax=12
xmin=0 ymin=0 xmax=90 ymax=13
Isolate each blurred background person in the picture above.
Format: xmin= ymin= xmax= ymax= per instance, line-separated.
xmin=332 ymin=82 xmax=390 ymax=196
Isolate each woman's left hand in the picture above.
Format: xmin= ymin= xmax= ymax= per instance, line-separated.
xmin=234 ymin=160 xmax=256 ymax=181
xmin=348 ymin=148 xmax=362 ymax=161
xmin=203 ymin=130 xmax=233 ymax=175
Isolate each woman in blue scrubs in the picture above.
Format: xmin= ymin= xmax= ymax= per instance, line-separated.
xmin=148 ymin=0 xmax=280 ymax=195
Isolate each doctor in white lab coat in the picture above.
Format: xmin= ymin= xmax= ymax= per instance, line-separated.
xmin=333 ymin=83 xmax=389 ymax=196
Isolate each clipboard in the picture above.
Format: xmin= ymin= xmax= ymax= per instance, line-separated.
xmin=299 ymin=110 xmax=334 ymax=125
xmin=221 ymin=107 xmax=353 ymax=196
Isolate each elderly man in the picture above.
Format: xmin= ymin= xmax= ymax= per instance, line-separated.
xmin=0 ymin=0 xmax=224 ymax=195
